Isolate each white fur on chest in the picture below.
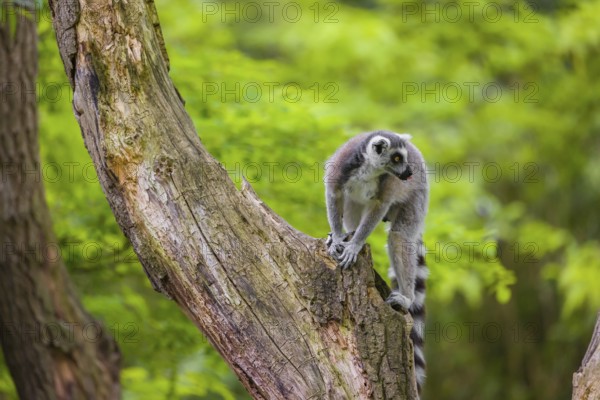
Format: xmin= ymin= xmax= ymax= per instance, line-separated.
xmin=344 ymin=168 xmax=381 ymax=204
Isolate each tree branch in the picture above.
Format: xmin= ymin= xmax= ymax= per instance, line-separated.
xmin=48 ymin=0 xmax=417 ymax=398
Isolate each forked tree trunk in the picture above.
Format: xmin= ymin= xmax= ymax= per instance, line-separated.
xmin=573 ymin=313 xmax=600 ymax=400
xmin=48 ymin=0 xmax=418 ymax=398
xmin=0 ymin=2 xmax=120 ymax=399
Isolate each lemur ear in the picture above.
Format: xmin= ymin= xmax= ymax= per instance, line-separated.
xmin=396 ymin=133 xmax=412 ymax=141
xmin=372 ymin=137 xmax=389 ymax=155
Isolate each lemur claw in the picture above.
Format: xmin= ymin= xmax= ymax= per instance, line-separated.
xmin=338 ymin=242 xmax=361 ymax=269
xmin=386 ymin=292 xmax=413 ymax=311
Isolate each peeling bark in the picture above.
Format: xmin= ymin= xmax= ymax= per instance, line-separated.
xmin=0 ymin=3 xmax=120 ymax=399
xmin=48 ymin=0 xmax=418 ymax=398
xmin=573 ymin=313 xmax=600 ymax=400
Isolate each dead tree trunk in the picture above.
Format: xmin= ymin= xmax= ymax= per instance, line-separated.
xmin=0 ymin=2 xmax=120 ymax=399
xmin=573 ymin=313 xmax=600 ymax=400
xmin=48 ymin=0 xmax=418 ymax=398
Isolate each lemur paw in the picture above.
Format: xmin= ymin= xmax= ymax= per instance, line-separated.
xmin=386 ymin=291 xmax=413 ymax=311
xmin=326 ymin=232 xmax=355 ymax=259
xmin=328 ymin=244 xmax=344 ymax=258
xmin=338 ymin=242 xmax=361 ymax=269
xmin=326 ymin=233 xmax=344 ymax=257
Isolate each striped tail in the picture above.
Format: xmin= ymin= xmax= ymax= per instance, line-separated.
xmin=388 ymin=239 xmax=427 ymax=397
xmin=410 ymin=239 xmax=427 ymax=396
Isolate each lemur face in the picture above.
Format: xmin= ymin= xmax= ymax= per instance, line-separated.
xmin=366 ymin=135 xmax=413 ymax=181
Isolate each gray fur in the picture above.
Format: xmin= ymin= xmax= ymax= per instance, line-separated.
xmin=324 ymin=130 xmax=429 ymax=396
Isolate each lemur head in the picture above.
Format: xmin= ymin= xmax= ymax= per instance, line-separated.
xmin=365 ymin=132 xmax=413 ymax=181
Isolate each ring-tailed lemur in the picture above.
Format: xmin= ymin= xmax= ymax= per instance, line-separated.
xmin=324 ymin=130 xmax=429 ymax=395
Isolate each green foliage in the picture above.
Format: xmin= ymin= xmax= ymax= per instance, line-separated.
xmin=158 ymin=0 xmax=600 ymax=398
xmin=556 ymin=242 xmax=600 ymax=316
xmin=0 ymin=352 xmax=16 ymax=399
xmin=1 ymin=0 xmax=599 ymax=399
xmin=156 ymin=1 xmax=600 ymax=397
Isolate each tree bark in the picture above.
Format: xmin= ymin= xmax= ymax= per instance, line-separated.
xmin=573 ymin=313 xmax=600 ymax=400
xmin=48 ymin=0 xmax=418 ymax=398
xmin=0 ymin=3 xmax=120 ymax=399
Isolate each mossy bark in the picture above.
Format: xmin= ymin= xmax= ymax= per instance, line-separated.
xmin=48 ymin=0 xmax=418 ymax=398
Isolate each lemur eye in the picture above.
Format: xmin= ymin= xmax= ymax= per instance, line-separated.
xmin=392 ymin=154 xmax=403 ymax=163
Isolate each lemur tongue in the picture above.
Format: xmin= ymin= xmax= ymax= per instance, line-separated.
xmin=398 ymin=169 xmax=413 ymax=181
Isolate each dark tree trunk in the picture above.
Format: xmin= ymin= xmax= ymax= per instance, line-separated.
xmin=48 ymin=0 xmax=419 ymax=398
xmin=0 ymin=3 xmax=120 ymax=399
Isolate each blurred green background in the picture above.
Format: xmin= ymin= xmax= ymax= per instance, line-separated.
xmin=2 ymin=0 xmax=600 ymax=398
